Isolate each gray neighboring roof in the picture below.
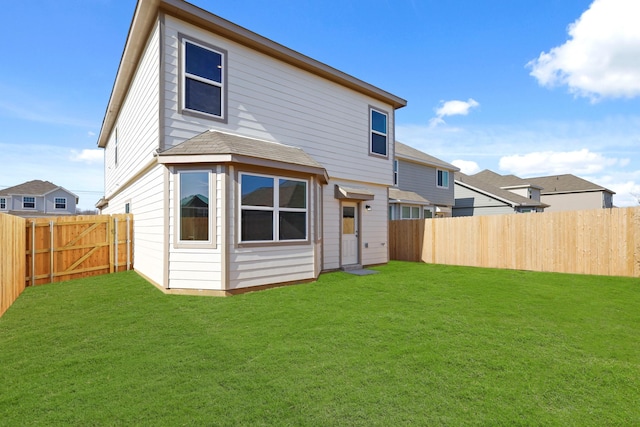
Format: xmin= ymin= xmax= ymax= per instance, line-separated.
xmin=0 ymin=180 xmax=78 ymax=200
xmin=526 ymin=174 xmax=615 ymax=195
xmin=472 ymin=170 xmax=542 ymax=190
xmin=389 ymin=188 xmax=432 ymax=205
xmin=158 ymin=130 xmax=329 ymax=182
xmin=395 ymin=142 xmax=460 ymax=171
xmin=98 ymin=0 xmax=406 ymax=148
xmin=455 ymin=172 xmax=547 ymax=208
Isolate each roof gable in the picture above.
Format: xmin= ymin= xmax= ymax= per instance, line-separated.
xmin=98 ymin=0 xmax=406 ymax=148
xmin=455 ymin=172 xmax=547 ymax=208
xmin=0 ymin=180 xmax=78 ymax=199
xmin=395 ymin=142 xmax=459 ymax=171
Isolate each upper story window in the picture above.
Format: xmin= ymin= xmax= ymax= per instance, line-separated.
xmin=54 ymin=198 xmax=66 ymax=209
xmin=23 ymin=196 xmax=35 ymax=209
xmin=370 ymin=108 xmax=388 ymax=157
xmin=0 ymin=197 xmax=6 ymax=210
xmin=437 ymin=169 xmax=449 ymax=189
xmin=240 ymin=173 xmax=308 ymax=243
xmin=182 ymin=37 xmax=226 ymax=121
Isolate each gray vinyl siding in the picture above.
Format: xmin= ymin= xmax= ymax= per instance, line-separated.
xmin=453 ymin=183 xmax=515 ymax=217
xmin=44 ymin=189 xmax=76 ymax=215
xmin=396 ymin=160 xmax=455 ymax=206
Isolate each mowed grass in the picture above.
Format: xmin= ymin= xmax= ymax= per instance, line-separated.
xmin=1 ymin=262 xmax=639 ymax=426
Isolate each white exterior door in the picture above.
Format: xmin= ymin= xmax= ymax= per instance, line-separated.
xmin=341 ymin=202 xmax=358 ymax=266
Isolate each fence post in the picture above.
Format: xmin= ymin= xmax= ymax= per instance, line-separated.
xmin=126 ymin=216 xmax=131 ymax=271
xmin=30 ymin=221 xmax=36 ymax=286
xmin=49 ymin=220 xmax=54 ymax=284
xmin=114 ymin=217 xmax=119 ymax=273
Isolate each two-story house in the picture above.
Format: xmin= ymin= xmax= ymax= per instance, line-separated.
xmin=0 ymin=180 xmax=78 ymax=217
xmin=389 ymin=142 xmax=459 ymax=219
xmin=96 ymin=0 xmax=406 ymax=294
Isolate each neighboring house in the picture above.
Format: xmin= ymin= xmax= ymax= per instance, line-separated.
xmin=471 ymin=170 xmax=544 ymax=201
xmin=0 ymin=180 xmax=78 ymax=217
xmin=453 ymin=172 xmax=547 ymax=216
xmin=526 ymin=174 xmax=615 ymax=212
xmin=390 ymin=142 xmax=460 ymax=219
xmin=96 ymin=0 xmax=406 ymax=294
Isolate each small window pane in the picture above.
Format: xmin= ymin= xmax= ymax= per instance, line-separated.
xmin=279 ymin=212 xmax=306 ymax=240
xmin=371 ymin=110 xmax=387 ymax=134
xmin=185 ymin=78 xmax=222 ymax=116
xmin=242 ymin=175 xmax=274 ymax=207
xmin=371 ymin=133 xmax=387 ymax=156
xmin=242 ymin=210 xmax=273 ymax=241
xmin=279 ymin=179 xmax=306 ymax=208
xmin=402 ymin=206 xmax=410 ymax=219
xmin=180 ymin=172 xmax=209 ymax=241
xmin=411 ymin=207 xmax=420 ymax=218
xmin=186 ymin=42 xmax=222 ymax=82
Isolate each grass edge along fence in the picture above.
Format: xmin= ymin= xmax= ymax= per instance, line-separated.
xmin=1 ymin=213 xmax=133 ymax=318
xmin=0 ymin=213 xmax=26 ymax=317
xmin=391 ymin=206 xmax=640 ymax=278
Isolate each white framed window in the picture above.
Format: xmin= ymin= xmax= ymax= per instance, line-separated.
xmin=23 ymin=196 xmax=35 ymax=209
xmin=393 ymin=160 xmax=399 ymax=186
xmin=181 ymin=36 xmax=226 ymax=120
xmin=124 ymin=202 xmax=130 ymax=214
xmin=370 ymin=107 xmax=388 ymax=157
xmin=401 ymin=205 xmax=421 ymax=219
xmin=177 ymin=170 xmax=212 ymax=243
xmin=437 ymin=169 xmax=449 ymax=189
xmin=0 ymin=197 xmax=6 ymax=210
xmin=240 ymin=173 xmax=308 ymax=243
xmin=54 ymin=198 xmax=66 ymax=209
xmin=424 ymin=208 xmax=434 ymax=219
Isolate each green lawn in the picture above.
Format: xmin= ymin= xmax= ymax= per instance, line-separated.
xmin=1 ymin=262 xmax=639 ymax=426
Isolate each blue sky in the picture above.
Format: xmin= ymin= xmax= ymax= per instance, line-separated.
xmin=1 ymin=0 xmax=640 ymax=209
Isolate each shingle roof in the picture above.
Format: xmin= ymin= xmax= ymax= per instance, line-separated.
xmin=472 ymin=170 xmax=542 ymax=189
xmin=526 ymin=174 xmax=615 ymax=195
xmin=389 ymin=188 xmax=432 ymax=205
xmin=395 ymin=142 xmax=460 ymax=171
xmin=0 ymin=180 xmax=61 ymax=196
xmin=455 ymin=172 xmax=547 ymax=208
xmin=159 ymin=130 xmax=328 ymax=181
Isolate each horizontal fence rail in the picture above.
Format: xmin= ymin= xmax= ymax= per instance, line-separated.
xmin=390 ymin=207 xmax=640 ymax=278
xmin=0 ymin=213 xmax=26 ymax=317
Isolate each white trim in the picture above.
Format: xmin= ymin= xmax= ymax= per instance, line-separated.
xmin=180 ymin=36 xmax=227 ymax=121
xmin=238 ymin=172 xmax=309 ymax=244
xmin=54 ymin=197 xmax=67 ymax=210
xmin=174 ymin=168 xmax=216 ymax=248
xmin=436 ymin=169 xmax=450 ymax=189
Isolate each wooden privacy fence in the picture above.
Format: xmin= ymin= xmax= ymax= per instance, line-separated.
xmin=26 ymin=214 xmax=133 ymax=286
xmin=1 ymin=213 xmax=26 ymax=317
xmin=390 ymin=207 xmax=640 ymax=278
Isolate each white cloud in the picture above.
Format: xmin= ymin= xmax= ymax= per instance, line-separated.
xmin=87 ymin=131 xmax=96 ymax=137
xmin=452 ymin=160 xmax=480 ymax=175
xmin=429 ymin=98 xmax=479 ymax=127
xmin=70 ymin=149 xmax=104 ymax=164
xmin=528 ymin=0 xmax=640 ymax=100
xmin=499 ymin=149 xmax=621 ymax=176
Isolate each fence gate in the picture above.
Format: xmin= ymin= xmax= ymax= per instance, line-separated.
xmin=25 ymin=214 xmax=133 ymax=286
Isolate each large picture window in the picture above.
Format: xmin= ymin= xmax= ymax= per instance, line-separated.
xmin=437 ymin=169 xmax=449 ymax=189
xmin=370 ymin=108 xmax=388 ymax=156
xmin=183 ymin=38 xmax=225 ymax=119
xmin=240 ymin=173 xmax=307 ymax=243
xmin=179 ymin=171 xmax=210 ymax=242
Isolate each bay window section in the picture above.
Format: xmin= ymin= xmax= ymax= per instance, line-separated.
xmin=240 ymin=173 xmax=307 ymax=243
xmin=179 ymin=171 xmax=210 ymax=242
